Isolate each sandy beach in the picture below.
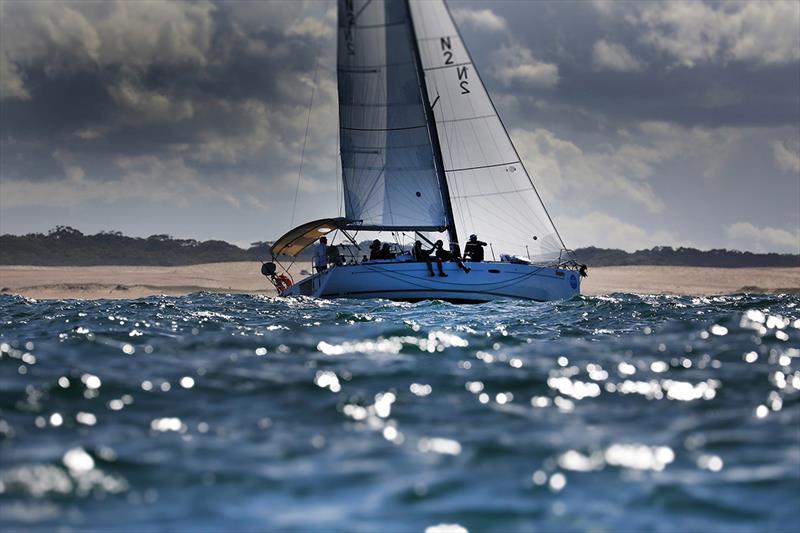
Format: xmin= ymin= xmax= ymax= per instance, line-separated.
xmin=1 ymin=262 xmax=798 ymax=300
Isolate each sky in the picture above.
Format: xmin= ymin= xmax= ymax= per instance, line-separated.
xmin=1 ymin=0 xmax=798 ymax=253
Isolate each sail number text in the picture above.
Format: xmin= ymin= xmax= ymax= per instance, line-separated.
xmin=343 ymin=0 xmax=356 ymax=55
xmin=441 ymin=37 xmax=470 ymax=94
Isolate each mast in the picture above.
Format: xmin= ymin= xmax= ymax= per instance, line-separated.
xmin=403 ymin=0 xmax=459 ymax=246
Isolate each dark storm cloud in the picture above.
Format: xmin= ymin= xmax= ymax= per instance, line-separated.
xmin=456 ymin=0 xmax=800 ymax=135
xmin=0 ymin=0 xmax=333 ymax=190
xmin=3 ymin=1 xmax=794 ymax=186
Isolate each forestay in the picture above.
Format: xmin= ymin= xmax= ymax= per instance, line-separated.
xmin=409 ymin=0 xmax=565 ymax=260
xmin=337 ymin=0 xmax=447 ymax=231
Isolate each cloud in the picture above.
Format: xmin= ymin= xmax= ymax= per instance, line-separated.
xmin=513 ymin=127 xmax=663 ymax=212
xmin=73 ymin=128 xmax=107 ymax=140
xmin=772 ymin=139 xmax=800 ymax=174
xmin=511 ymin=121 xmax=744 ymax=214
xmin=592 ymin=40 xmax=643 ymax=71
xmin=2 ymin=1 xmax=215 ymax=70
xmin=452 ymin=8 xmax=507 ymax=32
xmin=0 ymin=0 xmax=338 ymax=202
xmin=52 ymin=149 xmax=86 ymax=181
xmin=556 ymin=211 xmax=691 ymax=251
xmin=0 ymin=0 xmax=216 ymax=104
xmin=628 ymin=1 xmax=800 ymax=68
xmin=109 ymin=78 xmax=194 ymax=124
xmin=590 ymin=0 xmax=615 ymax=16
xmin=287 ymin=16 xmax=334 ymax=39
xmin=0 ymin=53 xmax=30 ymax=100
xmin=727 ymin=222 xmax=799 ymax=253
xmin=1 ymin=154 xmax=240 ymax=209
xmin=492 ymin=44 xmax=559 ymax=89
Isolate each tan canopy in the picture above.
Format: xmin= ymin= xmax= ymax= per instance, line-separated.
xmin=271 ymin=218 xmax=349 ymax=258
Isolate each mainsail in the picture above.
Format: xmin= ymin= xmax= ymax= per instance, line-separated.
xmin=337 ymin=0 xmax=447 ymax=231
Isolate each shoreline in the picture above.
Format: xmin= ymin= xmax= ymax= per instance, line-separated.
xmin=1 ymin=263 xmax=798 ymax=300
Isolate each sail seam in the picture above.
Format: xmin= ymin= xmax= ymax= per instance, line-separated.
xmin=417 ymin=34 xmax=458 ymax=42
xmin=337 ymin=68 xmax=379 ymax=73
xmin=340 ymin=103 xmax=426 ymax=108
xmin=338 ymin=60 xmax=414 ymax=71
xmin=343 ymin=142 xmax=431 ymax=151
xmin=423 ymin=61 xmax=470 ymax=71
xmin=451 ymin=186 xmax=534 ymax=199
xmin=339 ymin=20 xmax=406 ymax=29
xmin=341 ymin=125 xmax=427 ymax=132
xmin=439 ymin=114 xmax=496 ymax=124
xmin=345 ymin=165 xmax=440 ymax=171
xmin=446 ymin=161 xmax=521 ymax=173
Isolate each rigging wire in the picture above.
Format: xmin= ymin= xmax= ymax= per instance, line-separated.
xmin=336 ymin=125 xmax=342 ymax=217
xmin=289 ymin=54 xmax=321 ymax=229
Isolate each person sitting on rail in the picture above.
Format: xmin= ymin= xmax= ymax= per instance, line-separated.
xmin=434 ymin=240 xmax=470 ymax=274
xmin=327 ymin=243 xmax=345 ymax=266
xmin=379 ymin=242 xmax=394 ymax=260
xmin=413 ymin=240 xmax=445 ymax=277
xmin=369 ymin=239 xmax=383 ymax=260
xmin=313 ymin=236 xmax=328 ymax=273
xmin=464 ymin=234 xmax=487 ymax=262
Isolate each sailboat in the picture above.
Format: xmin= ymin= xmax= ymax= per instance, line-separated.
xmin=264 ymin=0 xmax=586 ymax=303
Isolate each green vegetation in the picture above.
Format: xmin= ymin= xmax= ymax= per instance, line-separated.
xmin=573 ymin=246 xmax=799 ymax=267
xmin=0 ymin=227 xmax=797 ymax=267
xmin=0 ymin=226 xmax=268 ymax=266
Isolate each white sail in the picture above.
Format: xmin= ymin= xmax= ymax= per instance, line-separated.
xmin=337 ymin=0 xmax=447 ymax=230
xmin=408 ymin=0 xmax=565 ymax=260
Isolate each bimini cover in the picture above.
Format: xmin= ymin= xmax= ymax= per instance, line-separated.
xmin=271 ymin=218 xmax=349 ymax=258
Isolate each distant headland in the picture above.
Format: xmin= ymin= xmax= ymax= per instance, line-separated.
xmin=1 ymin=226 xmax=797 ymax=268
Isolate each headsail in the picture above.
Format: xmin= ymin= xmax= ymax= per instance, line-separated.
xmin=337 ymin=0 xmax=447 ymax=231
xmin=408 ymin=0 xmax=566 ymax=260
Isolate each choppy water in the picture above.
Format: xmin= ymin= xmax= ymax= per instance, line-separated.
xmin=0 ymin=292 xmax=798 ymax=532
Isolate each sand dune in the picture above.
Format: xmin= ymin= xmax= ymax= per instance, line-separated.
xmin=1 ymin=262 xmax=798 ymax=300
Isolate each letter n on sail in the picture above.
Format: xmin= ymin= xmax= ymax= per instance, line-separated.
xmin=441 ymin=36 xmax=453 ymax=64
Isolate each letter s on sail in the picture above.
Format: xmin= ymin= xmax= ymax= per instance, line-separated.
xmin=457 ymin=66 xmax=470 ymax=94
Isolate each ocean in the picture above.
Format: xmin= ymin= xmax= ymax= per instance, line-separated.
xmin=0 ymin=293 xmax=798 ymax=532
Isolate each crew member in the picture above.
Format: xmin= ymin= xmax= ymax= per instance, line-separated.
xmin=434 ymin=240 xmax=470 ymax=274
xmin=464 ymin=234 xmax=487 ymax=262
xmin=313 ymin=236 xmax=328 ymax=273
xmin=379 ymin=242 xmax=394 ymax=260
xmin=369 ymin=239 xmax=382 ymax=260
xmin=413 ymin=240 xmax=444 ymax=276
xmin=327 ymin=243 xmax=344 ymax=266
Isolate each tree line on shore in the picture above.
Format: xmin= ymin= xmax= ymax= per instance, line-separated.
xmin=1 ymin=226 xmax=797 ymax=268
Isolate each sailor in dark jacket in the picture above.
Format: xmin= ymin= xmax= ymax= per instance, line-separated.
xmin=464 ymin=234 xmax=487 ymax=262
xmin=434 ymin=240 xmax=470 ymax=273
xmin=369 ymin=239 xmax=382 ymax=260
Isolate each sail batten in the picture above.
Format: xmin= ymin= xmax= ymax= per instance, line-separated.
xmin=423 ymin=62 xmax=471 ymax=71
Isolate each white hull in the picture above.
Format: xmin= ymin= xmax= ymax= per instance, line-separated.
xmin=281 ymin=261 xmax=580 ymax=302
